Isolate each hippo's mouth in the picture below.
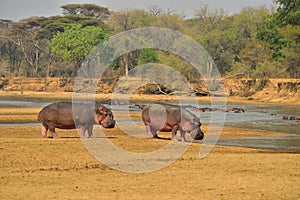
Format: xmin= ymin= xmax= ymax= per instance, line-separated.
xmin=101 ymin=120 xmax=116 ymax=128
xmin=192 ymin=132 xmax=204 ymax=140
xmin=103 ymin=123 xmax=115 ymax=128
xmin=191 ymin=130 xmax=204 ymax=140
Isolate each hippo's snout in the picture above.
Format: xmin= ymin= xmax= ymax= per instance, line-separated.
xmin=102 ymin=120 xmax=116 ymax=128
xmin=191 ymin=129 xmax=204 ymax=140
xmin=193 ymin=132 xmax=204 ymax=140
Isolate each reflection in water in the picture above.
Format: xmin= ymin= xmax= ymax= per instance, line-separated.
xmin=0 ymin=123 xmax=41 ymax=127
xmin=216 ymin=137 xmax=300 ymax=150
xmin=0 ymin=100 xmax=50 ymax=107
xmin=189 ymin=104 xmax=300 ymax=136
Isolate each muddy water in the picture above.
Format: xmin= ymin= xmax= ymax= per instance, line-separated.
xmin=196 ymin=104 xmax=300 ymax=135
xmin=0 ymin=99 xmax=299 ymax=150
xmin=189 ymin=103 xmax=300 ymax=150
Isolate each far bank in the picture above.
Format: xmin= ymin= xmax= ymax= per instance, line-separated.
xmin=0 ymin=78 xmax=299 ymax=105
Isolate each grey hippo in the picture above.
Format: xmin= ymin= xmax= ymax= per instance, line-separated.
xmin=38 ymin=102 xmax=115 ymax=138
xmin=142 ymin=104 xmax=204 ymax=142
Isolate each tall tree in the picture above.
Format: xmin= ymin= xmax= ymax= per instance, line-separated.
xmin=108 ymin=9 xmax=159 ymax=77
xmin=37 ymin=15 xmax=106 ymax=40
xmin=280 ymin=25 xmax=300 ymax=78
xmin=61 ymin=4 xmax=110 ymax=21
xmin=0 ymin=20 xmax=23 ymax=76
xmin=50 ymin=24 xmax=108 ymax=76
xmin=0 ymin=17 xmax=50 ymax=77
xmin=194 ymin=4 xmax=226 ymax=25
xmin=275 ymin=0 xmax=300 ymax=26
xmin=256 ymin=14 xmax=287 ymax=58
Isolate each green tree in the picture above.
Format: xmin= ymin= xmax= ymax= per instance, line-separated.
xmin=0 ymin=19 xmax=23 ymax=76
xmin=61 ymin=4 xmax=110 ymax=21
xmin=152 ymin=13 xmax=185 ymax=31
xmin=192 ymin=6 xmax=270 ymax=76
xmin=255 ymin=1 xmax=300 ymax=78
xmin=233 ymin=41 xmax=285 ymax=78
xmin=275 ymin=0 xmax=300 ymax=26
xmin=0 ymin=17 xmax=51 ymax=77
xmin=140 ymin=49 xmax=159 ymax=64
xmin=37 ymin=15 xmax=106 ymax=40
xmin=50 ymin=24 xmax=108 ymax=76
xmin=108 ymin=9 xmax=153 ymax=33
xmin=107 ymin=9 xmax=158 ymax=77
xmin=194 ymin=3 xmax=226 ymax=26
xmin=256 ymin=15 xmax=287 ymax=58
xmin=280 ymin=25 xmax=300 ymax=78
xmin=274 ymin=0 xmax=300 ymax=78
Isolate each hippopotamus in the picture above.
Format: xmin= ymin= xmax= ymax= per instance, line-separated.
xmin=38 ymin=102 xmax=115 ymax=138
xmin=142 ymin=104 xmax=204 ymax=142
xmin=226 ymin=108 xmax=245 ymax=113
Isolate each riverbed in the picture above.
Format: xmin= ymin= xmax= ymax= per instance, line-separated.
xmin=1 ymin=97 xmax=299 ymax=199
xmin=0 ymin=98 xmax=299 ymax=150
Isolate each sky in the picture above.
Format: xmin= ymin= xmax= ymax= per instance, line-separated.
xmin=0 ymin=0 xmax=275 ymax=21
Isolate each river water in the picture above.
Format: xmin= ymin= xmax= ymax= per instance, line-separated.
xmin=0 ymin=99 xmax=299 ymax=150
xmin=189 ymin=103 xmax=300 ymax=150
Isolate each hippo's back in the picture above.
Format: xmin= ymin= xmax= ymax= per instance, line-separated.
xmin=142 ymin=104 xmax=183 ymax=124
xmin=38 ymin=102 xmax=75 ymax=129
xmin=38 ymin=102 xmax=72 ymax=118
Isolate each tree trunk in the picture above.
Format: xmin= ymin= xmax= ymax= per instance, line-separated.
xmin=123 ymin=54 xmax=129 ymax=77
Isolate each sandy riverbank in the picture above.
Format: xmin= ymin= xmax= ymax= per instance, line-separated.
xmin=0 ymin=102 xmax=299 ymax=199
xmin=0 ymin=125 xmax=299 ymax=200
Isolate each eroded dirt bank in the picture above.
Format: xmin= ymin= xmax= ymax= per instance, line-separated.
xmin=0 ymin=78 xmax=299 ymax=105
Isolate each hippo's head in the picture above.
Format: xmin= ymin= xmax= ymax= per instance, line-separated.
xmin=189 ymin=122 xmax=204 ymax=140
xmin=95 ymin=106 xmax=116 ymax=128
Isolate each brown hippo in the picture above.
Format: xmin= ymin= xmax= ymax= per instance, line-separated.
xmin=38 ymin=102 xmax=115 ymax=138
xmin=226 ymin=107 xmax=245 ymax=113
xmin=142 ymin=104 xmax=204 ymax=142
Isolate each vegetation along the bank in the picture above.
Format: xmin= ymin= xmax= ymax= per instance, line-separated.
xmin=0 ymin=0 xmax=299 ymax=81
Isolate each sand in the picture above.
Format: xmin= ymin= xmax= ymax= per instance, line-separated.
xmin=0 ymin=125 xmax=299 ymax=200
xmin=0 ymin=92 xmax=299 ymax=199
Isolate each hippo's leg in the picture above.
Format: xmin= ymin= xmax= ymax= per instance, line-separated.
xmin=145 ymin=124 xmax=158 ymax=138
xmin=49 ymin=127 xmax=58 ymax=138
xmin=87 ymin=125 xmax=93 ymax=138
xmin=180 ymin=129 xmax=187 ymax=142
xmin=41 ymin=125 xmax=48 ymax=138
xmin=171 ymin=125 xmax=179 ymax=141
xmin=80 ymin=127 xmax=87 ymax=138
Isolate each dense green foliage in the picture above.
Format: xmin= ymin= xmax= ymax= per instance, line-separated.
xmin=0 ymin=1 xmax=299 ymax=78
xmin=50 ymin=24 xmax=107 ymax=63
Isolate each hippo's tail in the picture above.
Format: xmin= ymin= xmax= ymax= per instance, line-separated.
xmin=37 ymin=106 xmax=47 ymax=122
xmin=37 ymin=110 xmax=43 ymax=122
xmin=37 ymin=112 xmax=41 ymax=122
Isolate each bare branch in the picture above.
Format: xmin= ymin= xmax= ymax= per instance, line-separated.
xmin=0 ymin=35 xmax=20 ymax=46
